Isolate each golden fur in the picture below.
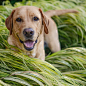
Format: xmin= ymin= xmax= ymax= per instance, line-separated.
xmin=5 ymin=6 xmax=78 ymax=60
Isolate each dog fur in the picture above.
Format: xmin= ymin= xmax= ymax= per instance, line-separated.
xmin=5 ymin=6 xmax=78 ymax=60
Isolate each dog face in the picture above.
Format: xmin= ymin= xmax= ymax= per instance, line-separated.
xmin=5 ymin=6 xmax=48 ymax=51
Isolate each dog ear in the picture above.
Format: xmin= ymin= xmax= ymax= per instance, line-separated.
xmin=5 ymin=9 xmax=15 ymax=35
xmin=39 ymin=8 xmax=49 ymax=34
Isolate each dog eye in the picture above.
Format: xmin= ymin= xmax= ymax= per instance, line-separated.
xmin=16 ymin=18 xmax=22 ymax=22
xmin=33 ymin=17 xmax=39 ymax=21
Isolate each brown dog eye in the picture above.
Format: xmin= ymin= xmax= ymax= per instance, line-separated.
xmin=33 ymin=17 xmax=39 ymax=21
xmin=16 ymin=18 xmax=22 ymax=22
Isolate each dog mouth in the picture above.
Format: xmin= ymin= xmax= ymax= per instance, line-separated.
xmin=23 ymin=39 xmax=37 ymax=51
xmin=17 ymin=35 xmax=37 ymax=51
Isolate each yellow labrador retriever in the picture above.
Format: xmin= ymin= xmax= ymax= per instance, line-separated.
xmin=5 ymin=6 xmax=78 ymax=60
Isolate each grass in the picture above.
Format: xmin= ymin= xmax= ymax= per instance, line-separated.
xmin=1 ymin=48 xmax=86 ymax=86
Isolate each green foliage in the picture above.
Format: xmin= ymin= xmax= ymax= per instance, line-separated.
xmin=46 ymin=47 xmax=86 ymax=71
xmin=46 ymin=47 xmax=86 ymax=85
xmin=0 ymin=48 xmax=86 ymax=85
xmin=0 ymin=0 xmax=86 ymax=85
xmin=0 ymin=49 xmax=74 ymax=86
xmin=0 ymin=48 xmax=86 ymax=86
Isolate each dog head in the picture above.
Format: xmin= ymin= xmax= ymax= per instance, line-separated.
xmin=5 ymin=6 xmax=49 ymax=51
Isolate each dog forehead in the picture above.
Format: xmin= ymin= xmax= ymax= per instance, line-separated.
xmin=14 ymin=6 xmax=41 ymax=17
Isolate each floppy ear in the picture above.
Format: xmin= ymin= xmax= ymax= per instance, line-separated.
xmin=5 ymin=10 xmax=15 ymax=35
xmin=39 ymin=8 xmax=49 ymax=34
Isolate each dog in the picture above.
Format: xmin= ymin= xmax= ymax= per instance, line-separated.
xmin=5 ymin=6 xmax=78 ymax=60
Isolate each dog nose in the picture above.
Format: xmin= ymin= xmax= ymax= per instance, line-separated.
xmin=23 ymin=28 xmax=34 ymax=38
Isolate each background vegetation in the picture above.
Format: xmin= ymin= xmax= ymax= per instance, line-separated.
xmin=0 ymin=0 xmax=86 ymax=86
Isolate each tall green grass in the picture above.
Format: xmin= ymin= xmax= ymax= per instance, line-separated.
xmin=0 ymin=48 xmax=86 ymax=86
